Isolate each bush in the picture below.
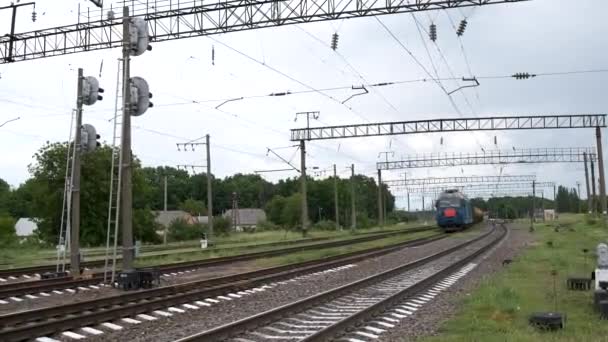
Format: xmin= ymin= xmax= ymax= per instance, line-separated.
xmin=213 ymin=216 xmax=232 ymax=236
xmin=312 ymin=220 xmax=337 ymax=230
xmin=168 ymin=218 xmax=204 ymax=242
xmin=256 ymin=220 xmax=281 ymax=231
xmin=585 ymin=214 xmax=599 ymax=226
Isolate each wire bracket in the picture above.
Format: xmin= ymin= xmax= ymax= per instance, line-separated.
xmin=447 ymin=77 xmax=480 ymax=95
xmin=342 ymin=85 xmax=369 ymax=104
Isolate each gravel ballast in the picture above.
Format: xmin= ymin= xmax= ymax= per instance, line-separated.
xmin=377 ymin=223 xmax=535 ymax=341
xmin=78 ymin=226 xmax=493 ymax=342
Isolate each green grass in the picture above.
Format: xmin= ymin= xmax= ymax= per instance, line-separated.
xmin=134 ymin=223 xmax=434 ymax=267
xmin=253 ymin=228 xmax=440 ymax=268
xmin=0 ymin=222 xmax=431 ymax=268
xmin=421 ymin=213 xmax=608 ymax=342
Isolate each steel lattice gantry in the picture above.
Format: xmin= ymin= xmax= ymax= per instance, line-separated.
xmin=377 ymin=147 xmax=596 ymax=170
xmin=291 ymin=114 xmax=607 ymax=141
xmin=383 ymin=175 xmax=536 ymax=187
xmin=0 ymin=0 xmax=528 ymax=63
xmin=393 ymin=181 xmax=555 ymax=194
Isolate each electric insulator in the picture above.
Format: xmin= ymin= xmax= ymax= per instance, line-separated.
xmin=494 ymin=136 xmax=497 ymax=145
xmin=440 ymin=137 xmax=444 ymax=145
xmin=456 ymin=19 xmax=467 ymax=36
xmin=212 ymin=45 xmax=215 ymax=65
xmin=331 ymin=33 xmax=339 ymax=51
xmin=429 ymin=23 xmax=437 ymax=42
xmin=32 ymin=11 xmax=37 ymax=22
xmin=513 ymin=72 xmax=536 ymax=80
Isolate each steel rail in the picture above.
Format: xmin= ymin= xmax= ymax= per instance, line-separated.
xmin=0 ymin=226 xmax=435 ymax=299
xmin=174 ymin=224 xmax=502 ymax=341
xmin=0 ymin=232 xmax=447 ymax=341
xmin=0 ymin=225 xmax=431 ymax=279
xmin=304 ymin=224 xmax=507 ymax=341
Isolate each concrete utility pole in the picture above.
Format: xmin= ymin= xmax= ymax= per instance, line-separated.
xmin=300 ymin=140 xmax=308 ymax=236
xmin=333 ymin=164 xmax=339 ymax=230
xmin=377 ymin=169 xmax=383 ymax=226
xmin=591 ymin=157 xmax=597 ymax=214
xmin=350 ymin=164 xmax=356 ymax=231
xmin=577 ymin=181 xmax=582 ymax=214
xmin=407 ymin=193 xmax=410 ymax=212
xmin=553 ymin=185 xmax=557 ymax=213
xmin=206 ymin=134 xmax=214 ymax=242
xmin=584 ymin=152 xmax=592 ymax=213
xmin=120 ymin=6 xmax=135 ymax=271
xmin=70 ymin=68 xmax=84 ymax=278
xmin=531 ymin=180 xmax=536 ymax=231
xmin=595 ymin=127 xmax=607 ymax=225
xmin=163 ymin=175 xmax=168 ymax=245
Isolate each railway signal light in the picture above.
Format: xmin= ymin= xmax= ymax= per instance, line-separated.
xmin=80 ymin=124 xmax=100 ymax=153
xmin=81 ymin=76 xmax=104 ymax=105
xmin=129 ymin=17 xmax=152 ymax=56
xmin=129 ymin=76 xmax=153 ymax=116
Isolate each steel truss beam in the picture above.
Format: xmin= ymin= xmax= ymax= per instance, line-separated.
xmin=377 ymin=147 xmax=596 ymax=170
xmin=291 ymin=114 xmax=606 ymax=141
xmin=396 ymin=190 xmax=545 ymax=198
xmin=0 ymin=0 xmax=528 ymax=63
xmin=393 ymin=181 xmax=554 ymax=193
xmin=384 ymin=175 xmax=536 ymax=187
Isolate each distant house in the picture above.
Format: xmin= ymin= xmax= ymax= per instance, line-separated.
xmin=15 ymin=218 xmax=38 ymax=237
xmin=223 ymin=208 xmax=267 ymax=231
xmin=153 ymin=210 xmax=196 ymax=228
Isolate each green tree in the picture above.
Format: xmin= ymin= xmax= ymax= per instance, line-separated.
xmin=265 ymin=195 xmax=287 ymax=226
xmin=179 ymin=198 xmax=206 ymax=216
xmin=168 ymin=217 xmax=202 ymax=241
xmin=27 ymin=142 xmax=154 ymax=246
xmin=281 ymin=193 xmax=302 ymax=228
xmin=0 ymin=214 xmax=17 ymax=246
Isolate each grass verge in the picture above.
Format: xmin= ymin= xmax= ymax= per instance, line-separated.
xmin=421 ymin=214 xmax=608 ymax=342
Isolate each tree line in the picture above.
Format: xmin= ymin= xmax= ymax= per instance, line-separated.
xmin=0 ymin=142 xmax=394 ymax=246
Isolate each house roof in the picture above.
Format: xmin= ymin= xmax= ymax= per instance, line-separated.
xmin=153 ymin=210 xmax=193 ymax=227
xmin=15 ymin=218 xmax=37 ymax=236
xmin=195 ymin=216 xmax=209 ymax=224
xmin=223 ymin=208 xmax=267 ymax=226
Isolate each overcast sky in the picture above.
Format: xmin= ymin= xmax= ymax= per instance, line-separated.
xmin=0 ymin=0 xmax=606 ymax=210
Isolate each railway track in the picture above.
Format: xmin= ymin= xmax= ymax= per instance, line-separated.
xmin=0 ymin=226 xmax=436 ymax=300
xmin=175 ymin=223 xmax=506 ymax=342
xmin=0 ymin=230 xmax=448 ymax=341
xmin=0 ymin=225 xmax=431 ymax=280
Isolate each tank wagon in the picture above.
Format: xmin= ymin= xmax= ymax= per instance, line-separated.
xmin=435 ymin=189 xmax=483 ymax=232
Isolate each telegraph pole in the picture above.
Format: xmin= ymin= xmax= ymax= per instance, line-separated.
xmin=176 ymin=137 xmax=213 ymax=242
xmin=163 ymin=175 xmax=168 ymax=245
xmin=595 ymin=127 xmax=607 ymax=225
xmin=295 ymin=111 xmax=318 ymax=237
xmin=350 ymin=164 xmax=356 ymax=231
xmin=591 ymin=157 xmax=597 ymax=214
xmin=377 ymin=151 xmax=393 ymax=227
xmin=70 ymin=68 xmax=84 ymax=277
xmin=407 ymin=192 xmax=410 ymax=212
xmin=120 ymin=6 xmax=135 ymax=271
xmin=531 ymin=180 xmax=536 ymax=231
xmin=577 ymin=181 xmax=582 ymax=214
xmin=584 ymin=152 xmax=592 ymax=213
xmin=206 ymin=134 xmax=214 ymax=242
xmin=300 ymin=139 xmax=308 ymax=236
xmin=377 ymin=169 xmax=383 ymax=226
xmin=333 ymin=164 xmax=339 ymax=230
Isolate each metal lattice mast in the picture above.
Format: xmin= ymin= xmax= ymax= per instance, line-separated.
xmin=0 ymin=0 xmax=528 ymax=64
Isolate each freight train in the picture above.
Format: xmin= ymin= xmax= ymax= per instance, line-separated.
xmin=435 ymin=189 xmax=484 ymax=232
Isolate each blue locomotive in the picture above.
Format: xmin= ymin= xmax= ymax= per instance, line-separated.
xmin=435 ymin=189 xmax=483 ymax=232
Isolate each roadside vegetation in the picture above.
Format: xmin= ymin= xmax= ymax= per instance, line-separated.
xmin=422 ymin=213 xmax=608 ymax=342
